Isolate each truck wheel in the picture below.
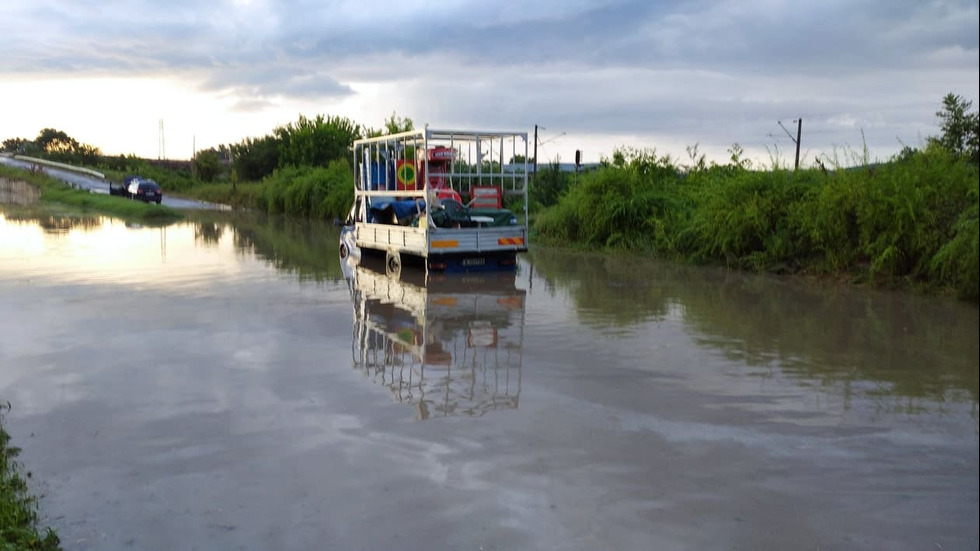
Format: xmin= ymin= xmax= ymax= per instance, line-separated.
xmin=339 ymin=243 xmax=349 ymax=259
xmin=385 ymin=250 xmax=402 ymax=278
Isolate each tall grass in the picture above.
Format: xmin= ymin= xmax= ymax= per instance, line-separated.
xmin=535 ymin=145 xmax=979 ymax=299
xmin=805 ymin=147 xmax=977 ymax=285
xmin=536 ymin=148 xmax=685 ymax=254
xmin=930 ymin=200 xmax=979 ymax=300
xmin=177 ymin=181 xmax=264 ymax=210
xmin=1 ymin=405 xmax=61 ymax=550
xmin=255 ymin=161 xmax=353 ymax=220
xmin=684 ymin=167 xmax=823 ymax=272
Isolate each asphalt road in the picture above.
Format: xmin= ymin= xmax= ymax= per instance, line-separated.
xmin=0 ymin=155 xmax=228 ymax=210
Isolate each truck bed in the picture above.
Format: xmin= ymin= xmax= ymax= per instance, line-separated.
xmin=355 ymin=222 xmax=527 ymax=258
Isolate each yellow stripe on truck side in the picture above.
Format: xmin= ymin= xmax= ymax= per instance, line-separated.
xmin=431 ymin=239 xmax=459 ymax=248
xmin=497 ymin=237 xmax=524 ymax=246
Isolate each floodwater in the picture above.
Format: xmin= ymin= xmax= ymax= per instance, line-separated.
xmin=0 ymin=211 xmax=977 ymax=551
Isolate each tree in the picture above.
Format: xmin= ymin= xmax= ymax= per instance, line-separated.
xmin=364 ymin=111 xmax=415 ymax=137
xmin=231 ymin=135 xmax=280 ymax=180
xmin=28 ymin=128 xmax=100 ymax=163
xmin=1 ymin=137 xmax=38 ymax=154
xmin=35 ymin=128 xmax=78 ymax=154
xmin=383 ymin=111 xmax=414 ymax=135
xmin=193 ymin=148 xmax=222 ymax=182
xmin=931 ymin=93 xmax=979 ymax=163
xmin=275 ymin=114 xmax=361 ymax=168
xmin=529 ymin=155 xmax=572 ymax=209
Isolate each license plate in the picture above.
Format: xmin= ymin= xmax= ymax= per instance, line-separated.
xmin=461 ymin=258 xmax=485 ymax=267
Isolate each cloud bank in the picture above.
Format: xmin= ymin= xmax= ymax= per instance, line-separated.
xmin=1 ymin=0 xmax=977 ymax=162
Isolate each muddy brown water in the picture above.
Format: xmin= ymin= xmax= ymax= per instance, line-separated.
xmin=1 ymin=212 xmax=977 ymax=550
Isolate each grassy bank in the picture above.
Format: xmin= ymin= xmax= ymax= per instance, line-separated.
xmin=174 ymin=181 xmax=264 ymax=210
xmin=0 ymin=165 xmax=183 ymax=224
xmin=1 ymin=405 xmax=61 ymax=550
xmin=535 ymin=145 xmax=979 ymax=300
xmin=157 ymin=162 xmax=354 ymax=221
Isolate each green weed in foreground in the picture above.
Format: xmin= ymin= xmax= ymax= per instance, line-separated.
xmin=0 ymin=405 xmax=61 ymax=550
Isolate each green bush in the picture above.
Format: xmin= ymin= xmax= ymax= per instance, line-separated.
xmin=536 ymin=148 xmax=686 ymax=254
xmin=930 ymin=199 xmax=979 ymax=300
xmin=805 ymin=146 xmax=978 ymax=284
xmin=529 ymin=163 xmax=573 ymax=211
xmin=683 ymin=167 xmax=819 ymax=271
xmin=255 ymin=161 xmax=354 ymax=220
xmin=534 ymin=144 xmax=979 ymax=298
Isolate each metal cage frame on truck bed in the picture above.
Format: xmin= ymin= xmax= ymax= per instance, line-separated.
xmin=346 ymin=128 xmax=530 ymax=274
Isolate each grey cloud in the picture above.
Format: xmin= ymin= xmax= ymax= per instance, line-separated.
xmin=200 ymin=64 xmax=352 ymax=99
xmin=395 ymin=62 xmax=957 ymax=159
xmin=0 ymin=0 xmax=975 ymax=160
xmin=4 ymin=1 xmax=976 ymax=89
xmin=230 ymin=98 xmax=278 ymax=113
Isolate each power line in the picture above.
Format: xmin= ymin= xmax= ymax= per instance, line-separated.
xmin=532 ymin=125 xmax=565 ymax=179
xmin=777 ymin=118 xmax=802 ymax=169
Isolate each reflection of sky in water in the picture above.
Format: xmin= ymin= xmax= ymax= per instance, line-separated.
xmin=0 ymin=214 xmax=352 ymax=420
xmin=3 ymin=212 xmax=977 ymax=420
xmin=1 ymin=214 xmax=977 ymax=550
xmin=0 ymin=216 xmax=257 ymax=291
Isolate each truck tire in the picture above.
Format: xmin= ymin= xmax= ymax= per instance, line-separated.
xmin=385 ymin=250 xmax=402 ymax=278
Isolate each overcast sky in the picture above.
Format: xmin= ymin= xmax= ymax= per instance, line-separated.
xmin=1 ymin=0 xmax=977 ymax=166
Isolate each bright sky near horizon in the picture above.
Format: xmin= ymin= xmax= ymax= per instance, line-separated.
xmin=1 ymin=0 xmax=977 ymax=167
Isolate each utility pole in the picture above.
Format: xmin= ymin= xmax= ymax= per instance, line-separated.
xmin=795 ymin=118 xmax=802 ymax=170
xmin=778 ymin=118 xmax=803 ymax=170
xmin=533 ymin=124 xmax=538 ymax=182
xmin=158 ymin=119 xmax=166 ymax=160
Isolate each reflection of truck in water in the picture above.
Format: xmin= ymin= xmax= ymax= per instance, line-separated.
xmin=345 ymin=255 xmax=526 ymax=420
xmin=340 ymin=128 xmax=529 ymax=275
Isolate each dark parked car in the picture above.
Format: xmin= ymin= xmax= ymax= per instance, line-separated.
xmin=109 ymin=175 xmax=162 ymax=204
xmin=128 ymin=179 xmax=162 ymax=204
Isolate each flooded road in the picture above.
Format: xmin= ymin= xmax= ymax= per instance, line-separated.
xmin=0 ymin=155 xmax=229 ymax=209
xmin=1 ymin=212 xmax=977 ymax=550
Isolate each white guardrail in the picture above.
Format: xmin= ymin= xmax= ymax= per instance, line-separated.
xmin=12 ymin=155 xmax=105 ymax=179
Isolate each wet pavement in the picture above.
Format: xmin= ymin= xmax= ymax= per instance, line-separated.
xmin=0 ymin=212 xmax=977 ymax=550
